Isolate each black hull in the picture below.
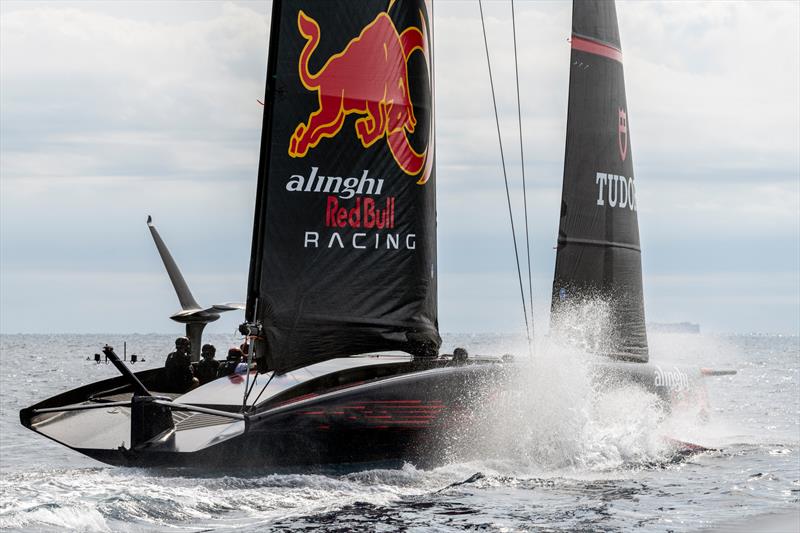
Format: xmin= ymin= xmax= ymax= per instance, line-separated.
xmin=21 ymin=357 xmax=707 ymax=469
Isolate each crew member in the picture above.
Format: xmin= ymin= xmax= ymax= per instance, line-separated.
xmin=217 ymin=347 xmax=244 ymax=378
xmin=164 ymin=337 xmax=199 ymax=392
xmin=195 ymin=344 xmax=220 ymax=385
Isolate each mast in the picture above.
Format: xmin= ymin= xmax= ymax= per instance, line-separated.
xmin=243 ymin=0 xmax=440 ymax=373
xmin=245 ymin=0 xmax=283 ymax=327
xmin=551 ymin=0 xmax=648 ymax=362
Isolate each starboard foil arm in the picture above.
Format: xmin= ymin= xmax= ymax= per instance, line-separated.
xmin=700 ymin=368 xmax=737 ymax=376
xmin=662 ymin=437 xmax=714 ymax=455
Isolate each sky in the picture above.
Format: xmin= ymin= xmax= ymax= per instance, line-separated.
xmin=1 ymin=0 xmax=798 ymax=337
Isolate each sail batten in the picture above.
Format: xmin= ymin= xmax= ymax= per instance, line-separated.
xmin=245 ymin=0 xmax=439 ymax=373
xmin=552 ymin=0 xmax=649 ymax=362
xmin=558 ymin=237 xmax=641 ymax=252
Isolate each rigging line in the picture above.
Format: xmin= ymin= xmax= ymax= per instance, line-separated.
xmin=511 ymin=0 xmax=534 ymax=355
xmin=241 ymin=335 xmax=256 ymax=412
xmin=250 ymin=371 xmax=276 ymax=413
xmin=243 ymin=365 xmax=259 ymax=410
xmin=478 ymin=0 xmax=531 ymax=352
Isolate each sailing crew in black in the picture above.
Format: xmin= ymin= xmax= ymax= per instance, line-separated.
xmin=195 ymin=344 xmax=220 ymax=385
xmin=164 ymin=337 xmax=198 ymax=392
xmin=217 ymin=348 xmax=244 ymax=378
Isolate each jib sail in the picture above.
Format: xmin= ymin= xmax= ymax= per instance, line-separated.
xmin=551 ymin=0 xmax=648 ymax=362
xmin=245 ymin=0 xmax=439 ymax=373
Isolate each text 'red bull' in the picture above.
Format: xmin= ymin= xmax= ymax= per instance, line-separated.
xmin=325 ymin=196 xmax=395 ymax=229
xmin=288 ymin=9 xmax=429 ymax=180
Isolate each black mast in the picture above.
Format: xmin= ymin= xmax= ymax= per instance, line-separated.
xmin=245 ymin=0 xmax=283 ymax=326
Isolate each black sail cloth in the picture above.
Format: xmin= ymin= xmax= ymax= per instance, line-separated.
xmin=551 ymin=0 xmax=649 ymax=361
xmin=245 ymin=0 xmax=439 ymax=373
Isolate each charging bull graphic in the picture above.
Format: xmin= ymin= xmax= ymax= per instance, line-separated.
xmin=288 ymin=8 xmax=432 ymax=184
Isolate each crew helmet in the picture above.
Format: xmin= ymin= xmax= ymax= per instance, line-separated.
xmin=227 ymin=348 xmax=244 ymax=362
xmin=175 ymin=336 xmax=190 ymax=348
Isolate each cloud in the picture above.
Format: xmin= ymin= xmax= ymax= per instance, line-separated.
xmin=1 ymin=2 xmax=268 ymax=181
xmin=621 ymin=1 xmax=799 ymax=182
xmin=1 ymin=1 xmax=798 ymax=335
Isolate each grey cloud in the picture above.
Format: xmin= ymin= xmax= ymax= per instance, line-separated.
xmin=1 ymin=1 xmax=798 ymax=335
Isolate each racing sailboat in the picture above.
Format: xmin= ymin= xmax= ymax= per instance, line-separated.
xmin=20 ymin=0 xmax=725 ymax=468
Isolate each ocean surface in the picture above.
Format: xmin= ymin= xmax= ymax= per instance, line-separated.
xmin=0 ymin=332 xmax=798 ymax=532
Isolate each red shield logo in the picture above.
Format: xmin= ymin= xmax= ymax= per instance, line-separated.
xmin=618 ymin=107 xmax=628 ymax=162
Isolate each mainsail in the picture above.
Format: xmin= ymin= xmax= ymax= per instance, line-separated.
xmin=245 ymin=0 xmax=439 ymax=372
xmin=551 ymin=0 xmax=648 ymax=361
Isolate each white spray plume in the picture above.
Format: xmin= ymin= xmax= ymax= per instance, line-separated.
xmin=440 ymin=298 xmax=705 ymax=472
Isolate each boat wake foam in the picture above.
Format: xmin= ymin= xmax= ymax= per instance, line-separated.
xmin=439 ymin=299 xmax=709 ymax=472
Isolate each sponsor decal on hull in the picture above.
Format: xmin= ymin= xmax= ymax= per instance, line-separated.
xmin=654 ymin=366 xmax=690 ymax=391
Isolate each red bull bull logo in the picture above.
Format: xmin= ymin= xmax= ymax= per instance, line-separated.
xmin=288 ymin=7 xmax=432 ymax=184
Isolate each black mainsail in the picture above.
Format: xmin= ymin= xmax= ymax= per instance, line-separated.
xmin=551 ymin=0 xmax=648 ymax=361
xmin=245 ymin=0 xmax=439 ymax=373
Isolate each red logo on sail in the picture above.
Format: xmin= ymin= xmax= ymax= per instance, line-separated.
xmin=288 ymin=8 xmax=433 ymax=184
xmin=618 ymin=107 xmax=628 ymax=162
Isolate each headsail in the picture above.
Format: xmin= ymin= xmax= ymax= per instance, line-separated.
xmin=551 ymin=0 xmax=648 ymax=361
xmin=245 ymin=0 xmax=439 ymax=373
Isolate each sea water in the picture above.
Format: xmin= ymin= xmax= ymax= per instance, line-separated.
xmin=0 ymin=332 xmax=797 ymax=532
